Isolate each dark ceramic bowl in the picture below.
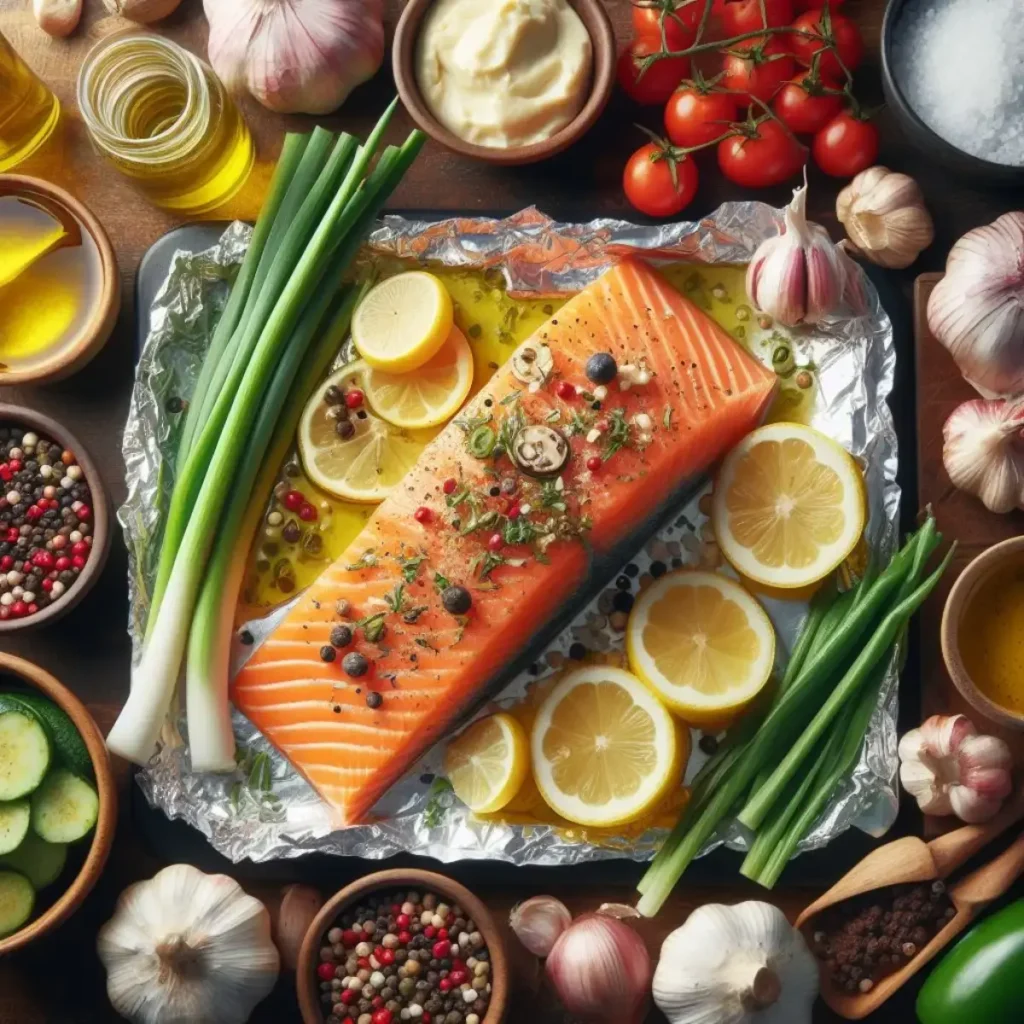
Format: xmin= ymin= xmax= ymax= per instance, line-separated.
xmin=393 ymin=0 xmax=615 ymax=166
xmin=881 ymin=0 xmax=1024 ymax=186
xmin=0 ymin=405 xmax=111 ymax=633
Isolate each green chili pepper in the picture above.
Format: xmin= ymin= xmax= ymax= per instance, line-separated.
xmin=468 ymin=425 xmax=497 ymax=459
xmin=917 ymin=899 xmax=1024 ymax=1024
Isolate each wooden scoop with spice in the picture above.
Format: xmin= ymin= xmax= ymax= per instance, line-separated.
xmin=795 ymin=788 xmax=1024 ymax=1019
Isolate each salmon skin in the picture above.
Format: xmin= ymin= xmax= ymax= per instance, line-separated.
xmin=233 ymin=258 xmax=777 ymax=826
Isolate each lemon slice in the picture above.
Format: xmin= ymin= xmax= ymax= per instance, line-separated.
xmin=531 ymin=666 xmax=682 ymax=828
xmin=445 ymin=713 xmax=530 ymax=814
xmin=298 ymin=361 xmax=426 ymax=503
xmin=351 ymin=271 xmax=454 ymax=373
xmin=365 ymin=325 xmax=474 ymax=430
xmin=711 ymin=422 xmax=867 ymax=589
xmin=626 ymin=570 xmax=775 ymax=726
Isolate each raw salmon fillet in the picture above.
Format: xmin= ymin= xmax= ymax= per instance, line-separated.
xmin=232 ymin=258 xmax=777 ymax=825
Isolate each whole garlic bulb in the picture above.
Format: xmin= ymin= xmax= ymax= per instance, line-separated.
xmin=927 ymin=212 xmax=1024 ymax=396
xmin=653 ymin=902 xmax=818 ymax=1024
xmin=747 ymin=182 xmax=849 ymax=327
xmin=204 ymin=0 xmax=385 ymax=115
xmin=33 ymin=0 xmax=83 ymax=36
xmin=898 ymin=714 xmax=1013 ymax=823
xmin=97 ymin=864 xmax=280 ymax=1024
xmin=102 ymin=0 xmax=183 ymax=23
xmin=943 ymin=398 xmax=1024 ymax=513
xmin=836 ymin=166 xmax=934 ymax=269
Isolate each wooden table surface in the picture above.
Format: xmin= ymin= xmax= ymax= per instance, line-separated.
xmin=1 ymin=1 xmax=1021 ymax=1021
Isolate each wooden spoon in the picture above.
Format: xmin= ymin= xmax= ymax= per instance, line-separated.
xmin=0 ymin=192 xmax=82 ymax=289
xmin=815 ymin=830 xmax=1024 ymax=1019
xmin=795 ymin=789 xmax=1024 ymax=1019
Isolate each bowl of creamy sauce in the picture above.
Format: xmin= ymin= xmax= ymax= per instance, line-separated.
xmin=394 ymin=0 xmax=614 ymax=164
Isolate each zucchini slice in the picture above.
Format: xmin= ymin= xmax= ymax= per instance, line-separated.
xmin=0 ymin=799 xmax=30 ymax=856
xmin=0 ymin=711 xmax=51 ymax=801
xmin=0 ymin=870 xmax=34 ymax=937
xmin=0 ymin=830 xmax=67 ymax=889
xmin=30 ymin=769 xmax=99 ymax=844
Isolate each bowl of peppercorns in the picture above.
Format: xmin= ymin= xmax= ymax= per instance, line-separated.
xmin=297 ymin=869 xmax=508 ymax=1024
xmin=0 ymin=406 xmax=111 ymax=632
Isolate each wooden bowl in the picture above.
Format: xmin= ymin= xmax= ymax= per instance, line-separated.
xmin=0 ymin=652 xmax=117 ymax=956
xmin=941 ymin=536 xmax=1024 ymax=731
xmin=297 ymin=868 xmax=508 ymax=1023
xmin=0 ymin=174 xmax=119 ymax=385
xmin=393 ymin=0 xmax=615 ymax=166
xmin=0 ymin=404 xmax=112 ymax=633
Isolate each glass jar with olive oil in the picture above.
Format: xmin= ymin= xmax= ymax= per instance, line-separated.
xmin=0 ymin=33 xmax=61 ymax=172
xmin=77 ymin=33 xmax=254 ymax=216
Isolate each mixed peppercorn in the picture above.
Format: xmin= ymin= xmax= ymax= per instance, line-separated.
xmin=811 ymin=881 xmax=957 ymax=993
xmin=316 ymin=888 xmax=492 ymax=1024
xmin=0 ymin=426 xmax=95 ymax=620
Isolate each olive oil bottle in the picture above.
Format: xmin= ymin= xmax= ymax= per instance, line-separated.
xmin=0 ymin=33 xmax=61 ymax=172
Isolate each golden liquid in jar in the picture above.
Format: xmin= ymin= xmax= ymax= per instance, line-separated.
xmin=0 ymin=33 xmax=61 ymax=173
xmin=77 ymin=33 xmax=253 ymax=216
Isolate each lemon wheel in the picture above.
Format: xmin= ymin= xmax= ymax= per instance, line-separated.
xmin=365 ymin=325 xmax=474 ymax=430
xmin=530 ymin=666 xmax=682 ymax=828
xmin=711 ymin=422 xmax=866 ymax=589
xmin=444 ymin=713 xmax=529 ymax=814
xmin=351 ymin=271 xmax=454 ymax=372
xmin=297 ymin=361 xmax=426 ymax=503
xmin=626 ymin=570 xmax=775 ymax=727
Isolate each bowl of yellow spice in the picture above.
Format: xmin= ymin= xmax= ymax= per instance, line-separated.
xmin=942 ymin=536 xmax=1024 ymax=731
xmin=0 ymin=175 xmax=119 ymax=386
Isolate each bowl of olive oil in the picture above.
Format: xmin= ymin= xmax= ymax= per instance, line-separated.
xmin=0 ymin=175 xmax=118 ymax=385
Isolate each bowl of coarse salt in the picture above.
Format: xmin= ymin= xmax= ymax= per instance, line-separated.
xmin=881 ymin=0 xmax=1024 ymax=184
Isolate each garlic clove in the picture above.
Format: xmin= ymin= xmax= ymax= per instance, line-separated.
xmin=942 ymin=398 xmax=1024 ymax=513
xmin=33 ymin=0 xmax=82 ymax=36
xmin=102 ymin=0 xmax=182 ymax=22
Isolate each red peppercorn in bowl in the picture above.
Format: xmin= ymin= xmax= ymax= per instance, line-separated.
xmin=0 ymin=405 xmax=111 ymax=633
xmin=298 ymin=869 xmax=508 ymax=1024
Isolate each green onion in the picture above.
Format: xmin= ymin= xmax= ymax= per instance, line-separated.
xmin=107 ymin=106 xmax=426 ymax=766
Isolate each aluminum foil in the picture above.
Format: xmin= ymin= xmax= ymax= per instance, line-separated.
xmin=123 ymin=206 xmax=899 ymax=866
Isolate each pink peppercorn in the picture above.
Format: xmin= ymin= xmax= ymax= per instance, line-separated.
xmin=55 ymin=557 xmax=71 ymax=572
xmin=442 ymin=478 xmax=457 ymax=495
xmin=316 ymin=962 xmax=334 ymax=981
xmin=437 ymin=928 xmax=448 ymax=941
xmin=41 ymin=579 xmax=53 ymax=593
xmin=586 ymin=455 xmax=602 ymax=472
xmin=414 ymin=506 xmax=432 ymax=524
xmin=299 ymin=502 xmax=317 ymax=522
xmin=379 ymin=949 xmax=395 ymax=966
xmin=371 ymin=1010 xmax=392 ymax=1024
xmin=75 ymin=504 xmax=91 ymax=520
xmin=70 ymin=542 xmax=88 ymax=558
xmin=432 ymin=940 xmax=451 ymax=959
xmin=284 ymin=490 xmax=304 ymax=511
xmin=424 ymin=925 xmax=436 ymax=939
xmin=396 ymin=913 xmax=410 ymax=929
xmin=555 ymin=381 xmax=576 ymax=400
xmin=345 ymin=389 xmax=364 ymax=409
xmin=72 ymin=555 xmax=86 ymax=570
xmin=26 ymin=505 xmax=43 ymax=521
xmin=506 ymin=502 xmax=520 ymax=520
xmin=439 ymin=979 xmax=452 ymax=992
xmin=0 ymin=556 xmax=11 ymax=571
xmin=340 ymin=990 xmax=357 ymax=1006
xmin=486 ymin=533 xmax=503 ymax=552
xmin=8 ymin=460 xmax=20 ymax=472
xmin=342 ymin=929 xmax=358 ymax=947
xmin=449 ymin=970 xmax=468 ymax=986
xmin=397 ymin=930 xmax=412 ymax=944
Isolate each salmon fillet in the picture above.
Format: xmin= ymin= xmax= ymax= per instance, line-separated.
xmin=232 ymin=258 xmax=777 ymax=825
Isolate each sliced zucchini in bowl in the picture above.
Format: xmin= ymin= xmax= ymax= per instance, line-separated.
xmin=30 ymin=769 xmax=99 ymax=844
xmin=0 ymin=799 xmax=30 ymax=856
xmin=0 ymin=870 xmax=34 ymax=938
xmin=0 ymin=830 xmax=66 ymax=889
xmin=0 ymin=710 xmax=50 ymax=801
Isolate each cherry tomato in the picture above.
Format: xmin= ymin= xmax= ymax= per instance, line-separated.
xmin=773 ymin=70 xmax=843 ymax=134
xmin=618 ymin=38 xmax=691 ymax=105
xmin=631 ymin=0 xmax=701 ymax=49
xmin=664 ymin=86 xmax=738 ymax=147
xmin=718 ymin=120 xmax=805 ymax=187
xmin=812 ymin=111 xmax=879 ymax=177
xmin=722 ymin=37 xmax=796 ymax=105
xmin=789 ymin=10 xmax=864 ymax=81
xmin=719 ymin=0 xmax=794 ymax=36
xmin=623 ymin=142 xmax=699 ymax=217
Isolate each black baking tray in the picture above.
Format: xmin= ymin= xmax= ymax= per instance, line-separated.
xmin=133 ymin=219 xmax=918 ymax=889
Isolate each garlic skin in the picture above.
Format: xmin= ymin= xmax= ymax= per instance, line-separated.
xmin=942 ymin=398 xmax=1024 ymax=513
xmin=510 ymin=895 xmax=572 ymax=957
xmin=836 ymin=166 xmax=934 ymax=269
xmin=102 ymin=0 xmax=183 ymax=22
xmin=746 ymin=183 xmax=848 ymax=327
xmin=204 ymin=0 xmax=385 ymax=115
xmin=927 ymin=212 xmax=1024 ymax=396
xmin=898 ymin=714 xmax=1014 ymax=823
xmin=653 ymin=902 xmax=817 ymax=1024
xmin=33 ymin=0 xmax=82 ymax=36
xmin=97 ymin=864 xmax=280 ymax=1024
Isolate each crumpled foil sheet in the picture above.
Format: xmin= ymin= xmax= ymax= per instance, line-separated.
xmin=124 ymin=206 xmax=899 ymax=866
